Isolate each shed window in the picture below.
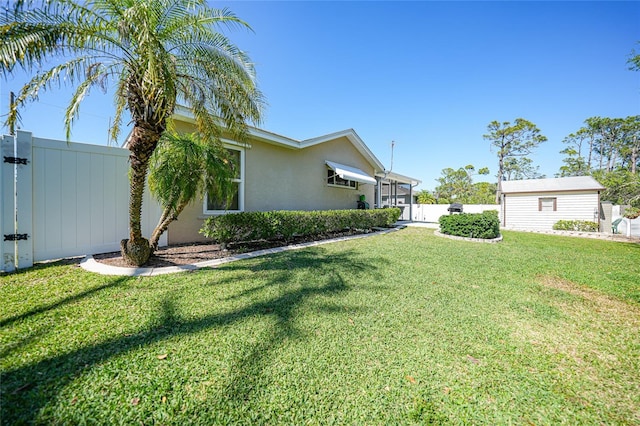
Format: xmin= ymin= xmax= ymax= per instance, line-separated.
xmin=538 ymin=197 xmax=557 ymax=212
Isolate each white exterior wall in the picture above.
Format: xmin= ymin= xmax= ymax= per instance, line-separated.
xmin=502 ymin=191 xmax=600 ymax=230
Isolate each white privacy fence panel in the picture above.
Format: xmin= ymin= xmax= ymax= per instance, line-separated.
xmin=1 ymin=132 xmax=33 ymax=272
xmin=411 ymin=204 xmax=499 ymax=222
xmin=1 ymin=130 xmax=164 ymax=272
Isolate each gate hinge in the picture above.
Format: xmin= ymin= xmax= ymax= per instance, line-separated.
xmin=3 ymin=156 xmax=29 ymax=165
xmin=4 ymin=234 xmax=29 ymax=241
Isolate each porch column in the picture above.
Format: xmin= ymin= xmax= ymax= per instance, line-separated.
xmin=394 ymin=181 xmax=398 ymax=206
xmin=409 ymin=184 xmax=414 ymax=222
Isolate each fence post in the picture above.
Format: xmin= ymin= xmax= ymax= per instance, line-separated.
xmin=599 ymin=201 xmax=612 ymax=233
xmin=15 ymin=130 xmax=33 ymax=269
xmin=1 ymin=134 xmax=15 ymax=272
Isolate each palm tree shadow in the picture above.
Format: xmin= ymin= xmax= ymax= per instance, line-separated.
xmin=219 ymin=270 xmax=348 ymax=407
xmin=0 ymin=277 xmax=130 ymax=328
xmin=1 ymin=248 xmax=380 ymax=424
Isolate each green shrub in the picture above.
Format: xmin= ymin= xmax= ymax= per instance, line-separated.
xmin=623 ymin=206 xmax=640 ymax=219
xmin=200 ymin=208 xmax=401 ymax=245
xmin=552 ymin=220 xmax=599 ymax=232
xmin=438 ymin=210 xmax=500 ymax=239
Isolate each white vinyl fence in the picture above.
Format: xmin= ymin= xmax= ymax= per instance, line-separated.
xmin=1 ymin=130 xmax=164 ymax=273
xmin=611 ymin=205 xmax=640 ymax=238
xmin=410 ymin=204 xmax=499 ymax=223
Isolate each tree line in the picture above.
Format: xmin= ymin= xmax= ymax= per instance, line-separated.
xmin=558 ymin=116 xmax=639 ymax=206
xmin=417 ymin=118 xmax=547 ymax=205
xmin=417 ymin=115 xmax=640 ymax=207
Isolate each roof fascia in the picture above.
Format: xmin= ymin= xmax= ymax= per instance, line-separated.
xmin=172 ymin=106 xmax=299 ymax=148
xmin=500 ymin=177 xmax=605 ymax=194
xmin=172 ymin=108 xmax=385 ymax=172
xmin=301 ymin=129 xmax=385 ymax=172
xmin=502 ymin=188 xmax=603 ymax=195
xmin=376 ymin=171 xmax=422 ymax=186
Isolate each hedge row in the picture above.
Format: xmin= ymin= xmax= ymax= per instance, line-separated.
xmin=552 ymin=220 xmax=599 ymax=232
xmin=200 ymin=208 xmax=402 ymax=245
xmin=438 ymin=211 xmax=500 ymax=239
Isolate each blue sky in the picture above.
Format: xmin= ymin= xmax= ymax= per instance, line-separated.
xmin=1 ymin=1 xmax=638 ymax=191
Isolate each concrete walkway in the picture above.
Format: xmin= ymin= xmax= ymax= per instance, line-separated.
xmin=502 ymin=227 xmax=640 ymax=242
xmin=396 ymin=221 xmax=439 ymax=228
xmin=81 ymin=227 xmax=401 ymax=277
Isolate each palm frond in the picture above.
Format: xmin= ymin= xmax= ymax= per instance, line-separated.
xmin=64 ymin=62 xmax=110 ymax=139
xmin=149 ymin=130 xmax=235 ymax=212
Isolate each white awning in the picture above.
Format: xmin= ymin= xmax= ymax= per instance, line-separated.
xmin=326 ymin=160 xmax=377 ymax=185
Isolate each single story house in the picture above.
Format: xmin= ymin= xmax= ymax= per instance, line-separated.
xmin=166 ymin=108 xmax=421 ymax=244
xmin=499 ymin=176 xmax=605 ymax=230
xmin=2 ymin=120 xmax=420 ymax=271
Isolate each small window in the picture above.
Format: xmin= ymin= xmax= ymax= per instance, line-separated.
xmin=204 ymin=147 xmax=243 ymax=214
xmin=327 ymin=169 xmax=358 ymax=189
xmin=538 ymin=197 xmax=557 ymax=212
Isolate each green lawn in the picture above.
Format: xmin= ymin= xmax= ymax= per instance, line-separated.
xmin=1 ymin=228 xmax=639 ymax=425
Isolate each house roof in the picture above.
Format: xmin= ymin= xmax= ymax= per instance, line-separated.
xmin=377 ymin=171 xmax=421 ymax=186
xmin=501 ymin=176 xmax=605 ymax=194
xmin=171 ymin=106 xmax=386 ymax=173
xmin=127 ymin=105 xmax=422 ymax=185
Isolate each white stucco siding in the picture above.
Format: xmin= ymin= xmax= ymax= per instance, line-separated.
xmin=503 ymin=191 xmax=600 ymax=230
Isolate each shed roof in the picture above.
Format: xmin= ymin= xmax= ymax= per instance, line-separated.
xmin=501 ymin=176 xmax=605 ymax=194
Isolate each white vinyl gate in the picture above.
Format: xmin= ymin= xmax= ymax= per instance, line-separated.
xmin=1 ymin=130 xmax=164 ymax=273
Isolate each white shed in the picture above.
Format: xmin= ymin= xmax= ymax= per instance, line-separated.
xmin=500 ymin=176 xmax=605 ymax=230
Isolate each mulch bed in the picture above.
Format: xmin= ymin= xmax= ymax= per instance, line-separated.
xmin=93 ymin=229 xmax=371 ymax=268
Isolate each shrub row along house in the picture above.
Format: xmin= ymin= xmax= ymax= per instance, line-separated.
xmin=0 ymin=108 xmax=420 ymax=271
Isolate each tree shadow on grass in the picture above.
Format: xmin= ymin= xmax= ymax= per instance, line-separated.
xmin=212 ymin=246 xmax=376 ymax=301
xmin=0 ymin=277 xmax=130 ymax=328
xmin=1 ymin=248 xmax=380 ymax=424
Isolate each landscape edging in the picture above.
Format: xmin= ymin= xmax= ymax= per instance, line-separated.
xmin=433 ymin=230 xmax=503 ymax=243
xmin=80 ymin=227 xmax=401 ymax=277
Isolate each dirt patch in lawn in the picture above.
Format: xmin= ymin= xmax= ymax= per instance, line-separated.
xmin=93 ymin=229 xmax=374 ymax=268
xmin=537 ymin=275 xmax=640 ymax=321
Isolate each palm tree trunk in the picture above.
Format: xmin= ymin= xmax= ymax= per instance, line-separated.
xmin=496 ymin=154 xmax=504 ymax=204
xmin=150 ymin=201 xmax=189 ymax=250
xmin=587 ymin=135 xmax=594 ymax=172
xmin=150 ymin=206 xmax=173 ymax=250
xmin=631 ymin=136 xmax=638 ymax=174
xmin=120 ymin=124 xmax=162 ymax=266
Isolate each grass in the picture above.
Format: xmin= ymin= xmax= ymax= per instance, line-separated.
xmin=1 ymin=228 xmax=639 ymax=424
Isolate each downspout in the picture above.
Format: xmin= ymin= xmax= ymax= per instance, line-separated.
xmin=597 ymin=190 xmax=601 ymax=231
xmin=501 ymin=193 xmax=506 ymax=227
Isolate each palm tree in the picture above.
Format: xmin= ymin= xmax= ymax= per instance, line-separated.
xmin=0 ymin=0 xmax=263 ymax=265
xmin=148 ymin=129 xmax=236 ymax=250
